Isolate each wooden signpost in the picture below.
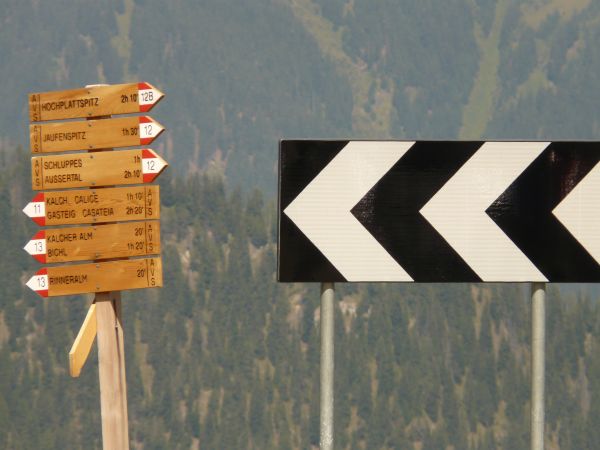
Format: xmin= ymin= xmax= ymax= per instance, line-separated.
xmin=24 ymin=82 xmax=168 ymax=450
xmin=29 ymin=82 xmax=164 ymax=121
xmin=30 ymin=116 xmax=164 ymax=153
xmin=31 ymin=148 xmax=167 ymax=190
xmin=23 ymin=186 xmax=159 ymax=226
xmin=26 ymin=257 xmax=163 ymax=297
xmin=24 ymin=221 xmax=161 ymax=263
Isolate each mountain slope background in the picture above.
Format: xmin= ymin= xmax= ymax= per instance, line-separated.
xmin=2 ymin=0 xmax=600 ymax=448
xmin=2 ymin=0 xmax=600 ymax=190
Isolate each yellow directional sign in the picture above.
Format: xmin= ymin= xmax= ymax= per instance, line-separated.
xmin=24 ymin=221 xmax=161 ymax=263
xmin=25 ymin=257 xmax=163 ymax=297
xmin=30 ymin=116 xmax=164 ymax=153
xmin=31 ymin=148 xmax=168 ymax=190
xmin=29 ymin=82 xmax=164 ymax=122
xmin=23 ymin=185 xmax=160 ymax=226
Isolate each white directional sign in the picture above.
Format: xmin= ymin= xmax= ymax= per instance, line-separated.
xmin=278 ymin=140 xmax=600 ymax=282
xmin=284 ymin=142 xmax=414 ymax=282
xmin=419 ymin=142 xmax=548 ymax=282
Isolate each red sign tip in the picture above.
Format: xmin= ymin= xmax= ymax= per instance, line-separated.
xmin=33 ymin=254 xmax=47 ymax=264
xmin=32 ymin=216 xmax=45 ymax=226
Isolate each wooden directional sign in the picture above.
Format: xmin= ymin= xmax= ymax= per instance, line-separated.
xmin=29 ymin=82 xmax=164 ymax=122
xmin=30 ymin=116 xmax=164 ymax=153
xmin=24 ymin=82 xmax=166 ymax=448
xmin=24 ymin=221 xmax=161 ymax=263
xmin=279 ymin=140 xmax=600 ymax=282
xmin=23 ymin=185 xmax=160 ymax=226
xmin=31 ymin=148 xmax=168 ymax=190
xmin=25 ymin=257 xmax=162 ymax=298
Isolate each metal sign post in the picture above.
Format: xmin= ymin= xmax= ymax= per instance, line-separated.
xmin=320 ymin=282 xmax=335 ymax=450
xmin=531 ymin=282 xmax=546 ymax=450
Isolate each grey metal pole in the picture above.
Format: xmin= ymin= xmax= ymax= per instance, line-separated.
xmin=531 ymin=282 xmax=546 ymax=450
xmin=320 ymin=282 xmax=335 ymax=450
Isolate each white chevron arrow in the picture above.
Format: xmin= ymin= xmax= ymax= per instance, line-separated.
xmin=283 ymin=141 xmax=415 ymax=281
xmin=553 ymin=162 xmax=600 ymax=265
xmin=420 ymin=142 xmax=549 ymax=282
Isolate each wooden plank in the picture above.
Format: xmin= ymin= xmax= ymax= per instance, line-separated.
xmin=29 ymin=82 xmax=163 ymax=122
xmin=31 ymin=148 xmax=168 ymax=190
xmin=25 ymin=257 xmax=163 ymax=297
xmin=30 ymin=116 xmax=164 ymax=153
xmin=23 ymin=185 xmax=160 ymax=226
xmin=69 ymin=303 xmax=97 ymax=378
xmin=96 ymin=293 xmax=129 ymax=449
xmin=24 ymin=221 xmax=161 ymax=263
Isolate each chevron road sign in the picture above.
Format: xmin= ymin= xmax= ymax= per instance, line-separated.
xmin=278 ymin=140 xmax=600 ymax=282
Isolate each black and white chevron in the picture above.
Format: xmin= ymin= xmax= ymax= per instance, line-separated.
xmin=278 ymin=140 xmax=600 ymax=282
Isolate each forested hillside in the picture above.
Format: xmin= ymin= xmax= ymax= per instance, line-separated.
xmin=2 ymin=0 xmax=600 ymax=190
xmin=1 ymin=145 xmax=600 ymax=449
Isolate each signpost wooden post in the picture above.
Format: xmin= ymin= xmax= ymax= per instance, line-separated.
xmin=96 ymin=290 xmax=128 ymax=450
xmin=24 ymin=82 xmax=168 ymax=450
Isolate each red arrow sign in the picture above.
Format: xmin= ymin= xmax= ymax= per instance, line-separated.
xmin=22 ymin=192 xmax=46 ymax=226
xmin=141 ymin=149 xmax=168 ymax=183
xmin=23 ymin=230 xmax=46 ymax=263
xmin=26 ymin=267 xmax=49 ymax=297
xmin=139 ymin=116 xmax=164 ymax=145
xmin=137 ymin=82 xmax=163 ymax=112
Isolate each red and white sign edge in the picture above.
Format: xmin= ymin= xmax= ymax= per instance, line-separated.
xmin=26 ymin=268 xmax=49 ymax=298
xmin=142 ymin=149 xmax=168 ymax=183
xmin=24 ymin=230 xmax=47 ymax=263
xmin=138 ymin=82 xmax=164 ymax=112
xmin=139 ymin=116 xmax=165 ymax=145
xmin=23 ymin=193 xmax=46 ymax=226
